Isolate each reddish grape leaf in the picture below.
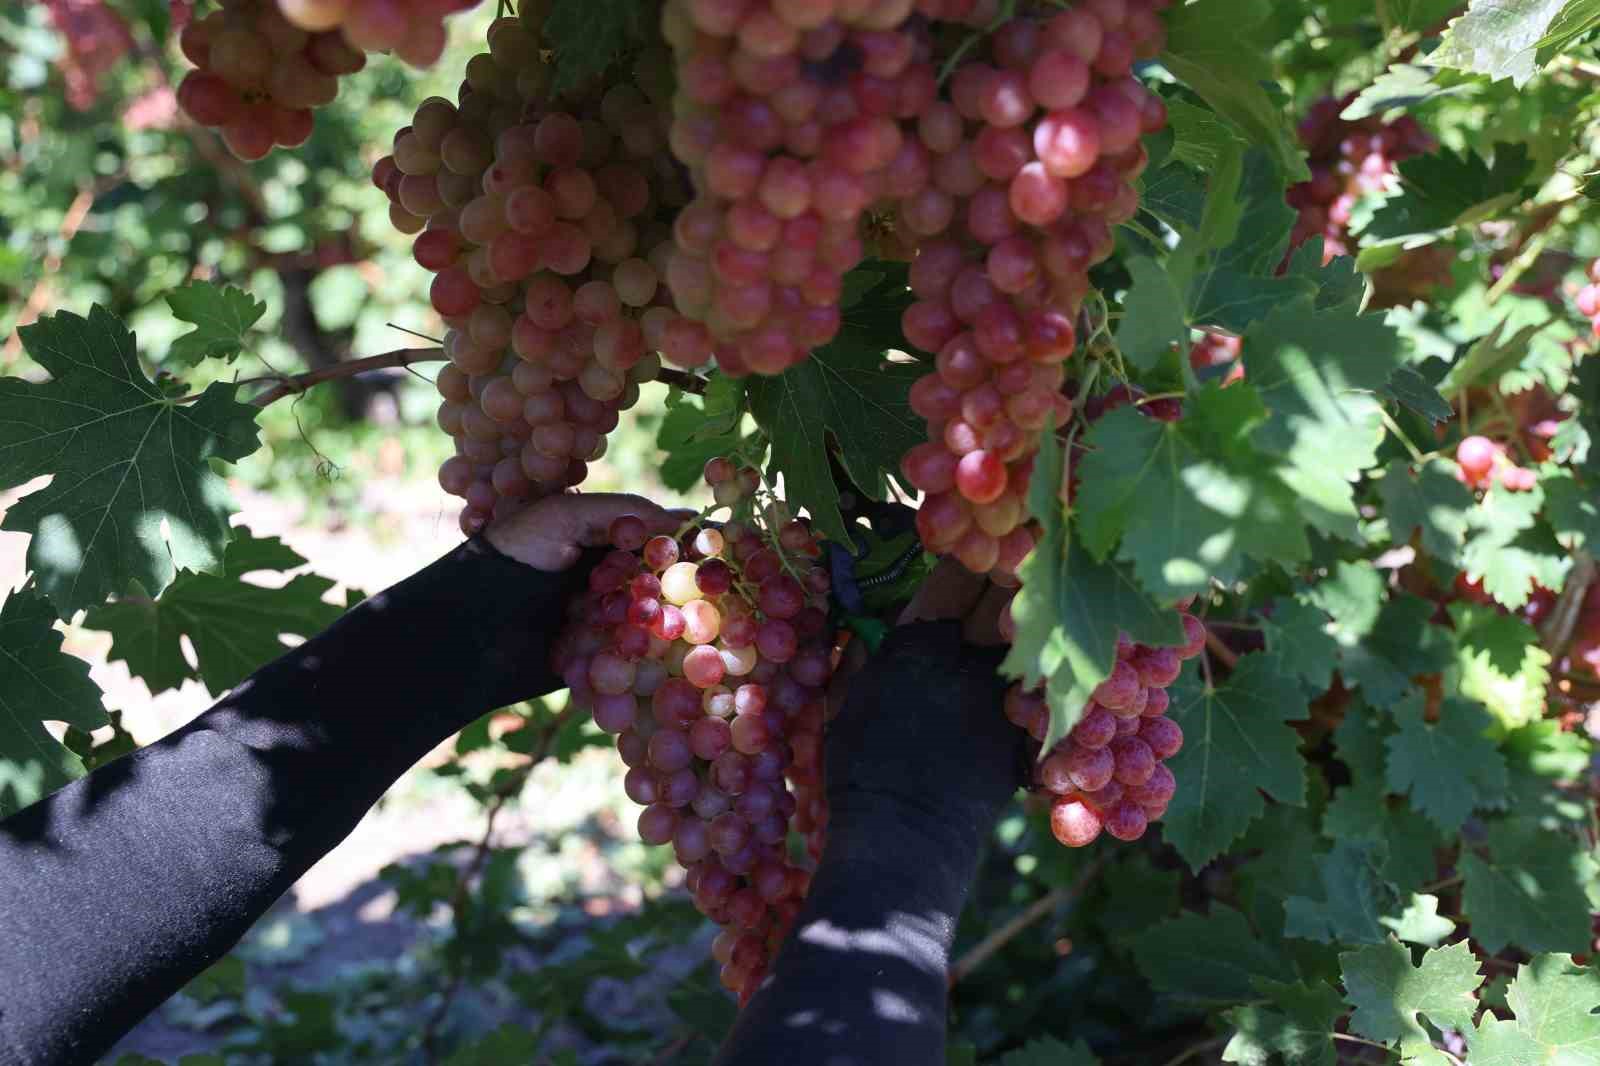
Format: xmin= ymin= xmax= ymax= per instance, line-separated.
xmin=0 ymin=306 xmax=261 ymax=617
xmin=0 ymin=587 xmax=106 ymax=816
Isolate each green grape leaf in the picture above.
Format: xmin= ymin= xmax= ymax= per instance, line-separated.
xmin=1095 ymin=856 xmax=1183 ymax=941
xmin=1536 ymin=0 xmax=1600 ymax=61
xmin=656 ymin=378 xmax=747 ymax=493
xmin=1341 ymin=940 xmax=1481 ymax=1060
xmin=1132 ymin=906 xmax=1298 ymax=1004
xmin=1284 ymin=840 xmax=1401 ymax=945
xmin=1385 ymin=694 xmax=1508 ymax=833
xmin=542 ymin=0 xmax=651 ymax=92
xmin=1461 ymin=819 xmax=1600 ymax=954
xmin=1470 ymin=954 xmax=1600 ymax=1064
xmin=1381 ymin=894 xmax=1458 ymax=948
xmin=444 ymin=1025 xmax=541 ymax=1065
xmin=0 ymin=307 xmax=262 ymax=617
xmin=1166 ymin=98 xmax=1244 ymax=171
xmin=1377 ymin=459 xmax=1476 ymax=560
xmin=1502 ymin=719 xmax=1594 ymax=827
xmin=1542 ymin=467 xmax=1600 ymax=549
xmin=1439 ymin=320 xmax=1547 ymax=394
xmin=1322 ymin=704 xmax=1394 ymax=842
xmin=1222 ymin=980 xmax=1343 ymax=1066
xmin=1116 ymin=255 xmax=1192 ymax=371
xmin=1306 ymin=564 xmax=1453 ymax=704
xmin=83 ymin=531 xmax=346 ymax=697
xmin=1241 ymin=297 xmax=1407 ymax=539
xmin=1365 ymin=144 xmax=1536 ymax=242
xmin=1449 ymin=602 xmax=1551 ymax=729
xmin=1076 ymin=386 xmax=1311 ymax=601
xmin=1187 ymin=153 xmax=1313 ymax=334
xmin=1160 ymin=0 xmax=1307 ymax=181
xmin=0 ymin=588 xmax=106 ymax=816
xmin=1461 ymin=485 xmax=1571 ymax=610
xmin=1432 ymin=0 xmax=1575 ymax=85
xmin=1260 ymin=597 xmax=1340 ymax=695
xmin=165 ymin=282 xmax=264 ymax=366
xmin=1004 ymin=430 xmax=1183 ymax=748
xmin=1340 ymin=64 xmax=1473 ymax=120
xmin=1163 ymin=654 xmax=1310 ymax=869
xmin=1383 ymin=366 xmax=1456 ymax=424
xmin=996 ymin=1037 xmax=1101 ymax=1066
xmin=747 ymin=343 xmax=922 ymax=546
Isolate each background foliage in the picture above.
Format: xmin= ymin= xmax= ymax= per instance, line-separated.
xmin=4 ymin=0 xmax=1600 ymax=1063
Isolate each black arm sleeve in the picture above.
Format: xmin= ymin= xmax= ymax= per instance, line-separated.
xmin=0 ymin=537 xmax=584 ymax=1066
xmin=713 ymin=623 xmax=1027 ymax=1066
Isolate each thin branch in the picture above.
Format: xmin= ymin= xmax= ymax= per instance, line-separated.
xmin=1158 ymin=1035 xmax=1226 ymax=1066
xmin=245 ymin=347 xmax=447 ymax=406
xmin=1204 ymin=630 xmax=1240 ymax=670
xmin=1539 ymin=552 xmax=1596 ymax=659
xmin=948 ymin=857 xmax=1105 ymax=986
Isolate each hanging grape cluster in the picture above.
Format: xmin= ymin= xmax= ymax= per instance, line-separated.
xmin=275 ymin=0 xmax=480 ymax=67
xmin=655 ymin=0 xmax=992 ymax=375
xmin=374 ymin=14 xmax=698 ymax=533
xmin=895 ymin=1 xmax=1169 ymax=581
xmin=177 ymin=0 xmax=365 ymax=159
xmin=1285 ymin=93 xmax=1432 ymax=263
xmin=550 ymin=462 xmax=834 ymax=1005
xmin=1002 ymin=614 xmax=1204 ymax=845
xmin=1574 ymin=260 xmax=1600 ymax=338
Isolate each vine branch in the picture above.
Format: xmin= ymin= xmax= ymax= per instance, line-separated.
xmin=947 ymin=857 xmax=1105 ymax=986
xmin=1539 ymin=551 xmax=1596 ymax=659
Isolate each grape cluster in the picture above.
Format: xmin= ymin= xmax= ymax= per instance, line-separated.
xmin=1574 ymin=260 xmax=1600 ymax=338
xmin=658 ymin=1 xmax=985 ymax=375
xmin=1188 ymin=329 xmax=1243 ymax=385
xmin=375 ymin=13 xmax=694 ymax=533
xmin=1451 ymin=385 xmax=1566 ymax=495
xmin=275 ymin=0 xmax=479 ymax=67
xmin=1001 ymin=611 xmax=1204 ymax=846
xmin=177 ymin=0 xmax=365 ymax=159
xmin=1454 ymin=434 xmax=1538 ymax=493
xmin=551 ymin=463 xmax=835 ymax=1004
xmin=1285 ymin=93 xmax=1432 ymax=263
xmin=45 ymin=0 xmax=134 ymax=111
xmin=894 ymin=1 xmax=1170 ymax=579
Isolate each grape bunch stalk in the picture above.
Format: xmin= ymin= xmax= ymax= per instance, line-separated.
xmin=550 ymin=460 xmax=835 ymax=1005
xmin=177 ymin=0 xmax=367 ymax=159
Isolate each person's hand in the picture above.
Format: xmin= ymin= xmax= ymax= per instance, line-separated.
xmin=485 ymin=493 xmax=688 ymax=572
xmin=825 ymin=559 xmax=1030 ymax=840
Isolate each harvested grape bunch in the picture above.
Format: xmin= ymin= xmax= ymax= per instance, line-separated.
xmin=550 ymin=460 xmax=836 ymax=1004
xmin=177 ymin=0 xmax=366 ymax=159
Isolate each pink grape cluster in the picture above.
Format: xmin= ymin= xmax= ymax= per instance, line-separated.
xmin=176 ymin=0 xmax=366 ymax=159
xmin=551 ymin=463 xmax=836 ymax=1004
xmin=1573 ymin=260 xmax=1600 ymax=338
xmin=657 ymin=0 xmax=992 ymax=375
xmin=1285 ymin=93 xmax=1432 ymax=263
xmin=275 ymin=0 xmax=481 ymax=67
xmin=894 ymin=0 xmax=1170 ymax=580
xmin=1454 ymin=435 xmax=1538 ymax=493
xmin=1002 ymin=611 xmax=1205 ymax=846
xmin=374 ymin=16 xmax=693 ymax=533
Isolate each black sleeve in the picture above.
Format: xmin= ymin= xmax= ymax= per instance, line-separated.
xmin=713 ymin=623 xmax=1027 ymax=1066
xmin=0 ymin=537 xmax=585 ymax=1066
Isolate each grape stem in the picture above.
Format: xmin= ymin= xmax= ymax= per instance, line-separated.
xmin=173 ymin=348 xmax=707 ymax=407
xmin=1539 ymin=551 xmax=1596 ymax=658
xmin=946 ymin=856 xmax=1105 ymax=986
xmin=1203 ymin=630 xmax=1239 ymax=670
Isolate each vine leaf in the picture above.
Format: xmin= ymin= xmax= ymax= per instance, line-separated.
xmin=1260 ymin=598 xmax=1339 ymax=695
xmin=995 ymin=1037 xmax=1101 ymax=1066
xmin=747 ymin=327 xmax=922 ymax=546
xmin=1460 ymin=818 xmax=1600 ymax=954
xmin=541 ymin=0 xmax=651 ymax=92
xmin=1450 ymin=603 xmax=1551 ymax=729
xmin=1377 ymin=459 xmax=1475 ymax=561
xmin=1160 ymin=0 xmax=1308 ymax=180
xmin=83 ymin=531 xmax=347 ymax=697
xmin=1364 ymin=144 xmax=1535 ymax=243
xmin=1340 ymin=939 xmax=1481 ymax=1063
xmin=1471 ymin=954 xmax=1600 ymax=1063
xmin=0 ymin=587 xmax=106 ymax=817
xmin=165 ymin=282 xmax=264 ymax=366
xmin=655 ymin=377 xmax=747 ymax=493
xmin=1284 ymin=840 xmax=1400 ymax=945
xmin=1381 ymin=895 xmax=1457 ymax=947
xmin=1163 ymin=654 xmax=1310 ymax=869
xmin=1382 ymin=366 xmax=1455 ymax=423
xmin=1222 ymin=980 xmax=1343 ymax=1066
xmin=1003 ymin=431 xmax=1182 ymax=748
xmin=1131 ymin=906 xmax=1298 ymax=1004
xmin=0 ymin=307 xmax=262 ymax=617
xmin=1460 ymin=484 xmax=1571 ymax=610
xmin=1305 ymin=563 xmax=1453 ymax=705
xmin=1384 ymin=695 xmax=1509 ymax=833
xmin=1076 ymin=385 xmax=1308 ymax=602
xmin=1431 ymin=0 xmax=1574 ymax=85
